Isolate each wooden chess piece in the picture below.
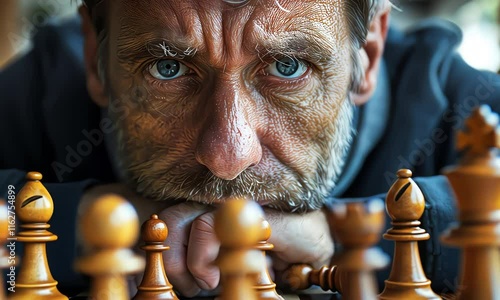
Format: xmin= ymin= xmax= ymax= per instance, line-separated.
xmin=254 ymin=219 xmax=283 ymax=300
xmin=283 ymin=264 xmax=344 ymax=294
xmin=328 ymin=198 xmax=389 ymax=300
xmin=0 ymin=200 xmax=9 ymax=300
xmin=441 ymin=105 xmax=500 ymax=299
xmin=9 ymin=172 xmax=68 ymax=299
xmin=214 ymin=198 xmax=265 ymax=300
xmin=74 ymin=194 xmax=145 ymax=300
xmin=379 ymin=169 xmax=441 ymax=299
xmin=133 ymin=214 xmax=178 ymax=300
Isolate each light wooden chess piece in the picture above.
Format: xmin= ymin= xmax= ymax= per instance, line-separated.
xmin=379 ymin=169 xmax=441 ymax=300
xmin=133 ymin=214 xmax=178 ymax=300
xmin=214 ymin=198 xmax=266 ymax=300
xmin=441 ymin=105 xmax=500 ymax=299
xmin=329 ymin=198 xmax=389 ymax=300
xmin=0 ymin=200 xmax=9 ymax=300
xmin=9 ymin=172 xmax=68 ymax=299
xmin=74 ymin=194 xmax=145 ymax=300
xmin=254 ymin=219 xmax=283 ymax=300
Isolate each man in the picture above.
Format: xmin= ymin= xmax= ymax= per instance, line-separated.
xmin=0 ymin=0 xmax=499 ymax=297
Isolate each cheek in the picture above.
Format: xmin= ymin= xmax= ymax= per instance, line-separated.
xmin=261 ymin=65 xmax=352 ymax=177
xmin=108 ymin=77 xmax=201 ymax=164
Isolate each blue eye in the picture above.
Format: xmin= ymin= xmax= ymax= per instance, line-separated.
xmin=266 ymin=57 xmax=308 ymax=79
xmin=149 ymin=59 xmax=189 ymax=80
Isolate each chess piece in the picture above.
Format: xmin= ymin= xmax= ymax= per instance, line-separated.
xmin=329 ymin=198 xmax=389 ymax=300
xmin=379 ymin=169 xmax=441 ymax=299
xmin=133 ymin=214 xmax=178 ymax=300
xmin=0 ymin=200 xmax=9 ymax=300
xmin=283 ymin=264 xmax=344 ymax=294
xmin=75 ymin=194 xmax=145 ymax=300
xmin=215 ymin=198 xmax=266 ymax=300
xmin=254 ymin=219 xmax=283 ymax=300
xmin=9 ymin=172 xmax=68 ymax=299
xmin=441 ymin=105 xmax=500 ymax=299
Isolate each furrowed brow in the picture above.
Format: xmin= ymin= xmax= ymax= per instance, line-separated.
xmin=116 ymin=28 xmax=199 ymax=70
xmin=253 ymin=29 xmax=338 ymax=65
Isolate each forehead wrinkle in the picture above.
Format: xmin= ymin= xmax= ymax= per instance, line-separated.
xmin=192 ymin=2 xmax=226 ymax=66
xmin=244 ymin=0 xmax=345 ymax=60
xmin=119 ymin=0 xmax=205 ymax=49
xmin=223 ymin=3 xmax=258 ymax=64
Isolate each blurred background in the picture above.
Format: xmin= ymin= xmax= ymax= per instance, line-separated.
xmin=0 ymin=0 xmax=499 ymax=72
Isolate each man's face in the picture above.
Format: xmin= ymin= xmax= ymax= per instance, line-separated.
xmin=104 ymin=0 xmax=354 ymax=211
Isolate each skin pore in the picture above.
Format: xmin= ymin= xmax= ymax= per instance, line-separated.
xmin=100 ymin=0 xmax=355 ymax=212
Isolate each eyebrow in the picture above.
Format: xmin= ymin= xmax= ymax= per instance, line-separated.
xmin=252 ymin=27 xmax=339 ymax=65
xmin=115 ymin=21 xmax=340 ymax=71
xmin=115 ymin=27 xmax=201 ymax=71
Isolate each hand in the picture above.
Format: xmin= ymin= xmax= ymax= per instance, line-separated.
xmin=158 ymin=203 xmax=334 ymax=297
xmin=264 ymin=208 xmax=334 ymax=271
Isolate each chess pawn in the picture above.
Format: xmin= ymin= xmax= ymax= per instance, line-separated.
xmin=379 ymin=169 xmax=441 ymax=299
xmin=75 ymin=194 xmax=145 ymax=300
xmin=328 ymin=199 xmax=389 ymax=300
xmin=254 ymin=219 xmax=283 ymax=300
xmin=10 ymin=172 xmax=68 ymax=299
xmin=215 ymin=198 xmax=266 ymax=300
xmin=133 ymin=214 xmax=178 ymax=300
xmin=441 ymin=105 xmax=500 ymax=299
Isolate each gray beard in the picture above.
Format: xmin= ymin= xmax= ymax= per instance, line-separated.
xmin=103 ymin=98 xmax=355 ymax=212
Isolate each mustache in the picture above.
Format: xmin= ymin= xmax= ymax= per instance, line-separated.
xmin=126 ymin=162 xmax=325 ymax=212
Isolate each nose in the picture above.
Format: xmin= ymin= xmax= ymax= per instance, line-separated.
xmin=195 ymin=80 xmax=262 ymax=180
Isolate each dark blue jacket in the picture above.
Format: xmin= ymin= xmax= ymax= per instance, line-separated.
xmin=1 ymin=17 xmax=499 ymax=296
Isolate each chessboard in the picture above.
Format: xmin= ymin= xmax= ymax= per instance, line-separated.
xmin=1 ymin=105 xmax=499 ymax=299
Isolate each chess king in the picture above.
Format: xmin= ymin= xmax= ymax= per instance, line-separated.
xmin=0 ymin=0 xmax=499 ymax=297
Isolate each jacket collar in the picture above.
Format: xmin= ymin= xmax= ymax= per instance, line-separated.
xmin=331 ymin=60 xmax=391 ymax=197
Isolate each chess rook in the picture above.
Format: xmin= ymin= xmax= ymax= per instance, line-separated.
xmin=379 ymin=169 xmax=440 ymax=299
xmin=214 ymin=198 xmax=266 ymax=300
xmin=133 ymin=214 xmax=178 ymax=300
xmin=9 ymin=172 xmax=68 ymax=299
xmin=75 ymin=194 xmax=145 ymax=300
xmin=329 ymin=199 xmax=389 ymax=300
xmin=441 ymin=105 xmax=500 ymax=299
xmin=254 ymin=219 xmax=283 ymax=300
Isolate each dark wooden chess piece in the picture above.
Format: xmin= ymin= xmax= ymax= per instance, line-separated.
xmin=283 ymin=264 xmax=344 ymax=294
xmin=441 ymin=105 xmax=500 ymax=299
xmin=379 ymin=169 xmax=441 ymax=299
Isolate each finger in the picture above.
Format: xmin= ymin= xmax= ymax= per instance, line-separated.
xmin=264 ymin=208 xmax=333 ymax=269
xmin=159 ymin=203 xmax=207 ymax=297
xmin=187 ymin=211 xmax=221 ymax=290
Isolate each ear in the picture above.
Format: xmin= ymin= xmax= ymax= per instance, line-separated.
xmin=351 ymin=7 xmax=390 ymax=106
xmin=79 ymin=5 xmax=108 ymax=107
